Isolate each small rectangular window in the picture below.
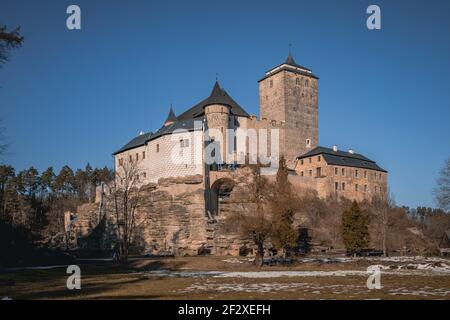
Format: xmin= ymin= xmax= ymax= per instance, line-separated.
xmin=342 ymin=182 xmax=345 ymax=191
xmin=119 ymin=158 xmax=123 ymax=166
xmin=300 ymin=171 xmax=304 ymax=177
xmin=335 ymin=167 xmax=338 ymax=175
xmin=136 ymin=153 xmax=139 ymax=161
xmin=309 ymin=170 xmax=312 ymax=176
xmin=301 ymin=159 xmax=304 ymax=165
xmin=316 ymin=167 xmax=321 ymax=177
xmin=309 ymin=158 xmax=312 ymax=164
xmin=342 ymin=168 xmax=345 ymax=176
xmin=143 ymin=151 xmax=146 ymax=159
xmin=364 ymin=184 xmax=368 ymax=192
xmin=355 ymin=184 xmax=359 ymax=192
xmin=129 ymin=155 xmax=132 ymax=162
xmin=269 ymin=80 xmax=273 ymax=88
xmin=364 ymin=171 xmax=367 ymax=178
xmin=317 ymin=156 xmax=321 ymax=162
xmin=306 ymin=139 xmax=311 ymax=148
xmin=156 ymin=144 xmax=159 ymax=152
xmin=335 ymin=182 xmax=339 ymax=191
xmin=143 ymin=172 xmax=146 ymax=178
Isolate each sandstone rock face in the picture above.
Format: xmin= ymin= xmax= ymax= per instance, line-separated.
xmin=72 ymin=170 xmax=313 ymax=256
xmin=73 ymin=174 xmax=245 ymax=256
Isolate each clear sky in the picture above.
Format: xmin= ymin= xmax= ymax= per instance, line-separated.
xmin=1 ymin=0 xmax=449 ymax=208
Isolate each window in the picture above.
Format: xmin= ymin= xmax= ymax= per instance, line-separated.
xmin=118 ymin=158 xmax=123 ymax=166
xmin=309 ymin=157 xmax=312 ymax=164
xmin=300 ymin=171 xmax=304 ymax=177
xmin=143 ymin=172 xmax=146 ymax=178
xmin=335 ymin=167 xmax=338 ymax=175
xmin=364 ymin=171 xmax=367 ymax=179
xmin=309 ymin=170 xmax=312 ymax=176
xmin=342 ymin=168 xmax=345 ymax=176
xmin=180 ymin=139 xmax=190 ymax=148
xmin=316 ymin=167 xmax=321 ymax=177
xmin=375 ymin=186 xmax=378 ymax=192
xmin=364 ymin=184 xmax=368 ymax=192
xmin=136 ymin=174 xmax=140 ymax=181
xmin=306 ymin=139 xmax=311 ymax=148
xmin=156 ymin=144 xmax=159 ymax=152
xmin=136 ymin=153 xmax=139 ymax=161
xmin=317 ymin=156 xmax=321 ymax=162
xmin=142 ymin=151 xmax=146 ymax=159
xmin=296 ymin=78 xmax=300 ymax=85
xmin=306 ymin=79 xmax=309 ymax=86
xmin=355 ymin=184 xmax=359 ymax=192
xmin=300 ymin=159 xmax=304 ymax=165
xmin=355 ymin=169 xmax=358 ymax=178
xmin=269 ymin=80 xmax=273 ymax=88
xmin=342 ymin=182 xmax=345 ymax=191
xmin=129 ymin=155 xmax=132 ymax=162
xmin=335 ymin=182 xmax=339 ymax=191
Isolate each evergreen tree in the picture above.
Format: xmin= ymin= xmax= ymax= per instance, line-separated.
xmin=342 ymin=201 xmax=370 ymax=255
xmin=271 ymin=156 xmax=298 ymax=257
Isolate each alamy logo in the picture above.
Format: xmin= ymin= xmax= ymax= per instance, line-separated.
xmin=66 ymin=5 xmax=81 ymax=30
xmin=366 ymin=5 xmax=381 ymax=30
xmin=66 ymin=265 xmax=81 ymax=290
xmin=366 ymin=265 xmax=382 ymax=289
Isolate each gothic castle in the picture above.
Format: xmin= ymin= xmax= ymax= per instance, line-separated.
xmin=71 ymin=54 xmax=387 ymax=255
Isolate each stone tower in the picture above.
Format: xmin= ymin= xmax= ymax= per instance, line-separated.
xmin=258 ymin=53 xmax=319 ymax=167
xmin=204 ymin=81 xmax=231 ymax=163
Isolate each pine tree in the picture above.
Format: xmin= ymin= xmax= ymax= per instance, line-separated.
xmin=342 ymin=201 xmax=370 ymax=255
xmin=271 ymin=156 xmax=298 ymax=257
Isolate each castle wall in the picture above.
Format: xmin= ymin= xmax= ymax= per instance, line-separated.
xmin=294 ymin=154 xmax=388 ymax=201
xmin=115 ymin=131 xmax=203 ymax=184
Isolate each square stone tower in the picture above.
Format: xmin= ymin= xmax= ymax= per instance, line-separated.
xmin=258 ymin=53 xmax=319 ymax=167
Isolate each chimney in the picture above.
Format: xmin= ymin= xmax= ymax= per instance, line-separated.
xmin=139 ymin=131 xmax=145 ymax=136
xmin=348 ymin=148 xmax=354 ymax=154
xmin=332 ymin=145 xmax=338 ymax=152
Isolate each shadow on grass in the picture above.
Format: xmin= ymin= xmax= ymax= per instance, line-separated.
xmin=18 ymin=275 xmax=160 ymax=300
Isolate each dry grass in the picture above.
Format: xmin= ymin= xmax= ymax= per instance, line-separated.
xmin=1 ymin=256 xmax=449 ymax=300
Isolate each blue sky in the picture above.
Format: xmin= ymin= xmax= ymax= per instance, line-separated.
xmin=1 ymin=0 xmax=449 ymax=208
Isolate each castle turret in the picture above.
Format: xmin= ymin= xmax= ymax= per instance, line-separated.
xmin=164 ymin=105 xmax=177 ymax=126
xmin=204 ymin=81 xmax=231 ymax=163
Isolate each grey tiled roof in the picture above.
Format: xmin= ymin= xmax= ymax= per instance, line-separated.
xmin=113 ymin=118 xmax=202 ymax=155
xmin=177 ymin=81 xmax=249 ymax=120
xmin=114 ymin=81 xmax=249 ymax=155
xmin=113 ymin=132 xmax=152 ymax=155
xmin=297 ymin=146 xmax=387 ymax=172
xmin=259 ymin=53 xmax=318 ymax=82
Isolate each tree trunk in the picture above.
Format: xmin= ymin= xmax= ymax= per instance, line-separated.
xmin=254 ymin=242 xmax=264 ymax=267
xmin=119 ymin=241 xmax=129 ymax=266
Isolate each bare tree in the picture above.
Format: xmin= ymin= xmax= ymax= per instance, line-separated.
xmin=226 ymin=165 xmax=273 ymax=266
xmin=434 ymin=158 xmax=450 ymax=212
xmin=371 ymin=192 xmax=395 ymax=256
xmin=107 ymin=159 xmax=143 ymax=265
xmin=0 ymin=25 xmax=24 ymax=68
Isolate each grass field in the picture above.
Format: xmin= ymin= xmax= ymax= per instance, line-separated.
xmin=1 ymin=255 xmax=449 ymax=300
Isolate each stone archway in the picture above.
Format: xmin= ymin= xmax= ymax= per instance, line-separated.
xmin=207 ymin=178 xmax=235 ymax=218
